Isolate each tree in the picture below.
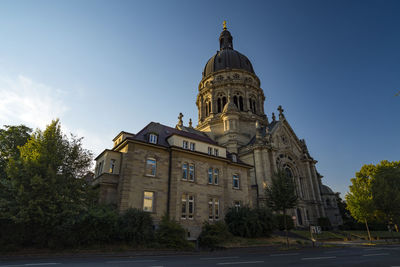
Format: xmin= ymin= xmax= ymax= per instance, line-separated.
xmin=0 ymin=120 xmax=94 ymax=246
xmin=345 ymin=164 xmax=377 ymax=241
xmin=0 ymin=125 xmax=32 ymax=179
xmin=265 ymin=169 xmax=298 ymax=247
xmin=371 ymin=162 xmax=400 ymax=226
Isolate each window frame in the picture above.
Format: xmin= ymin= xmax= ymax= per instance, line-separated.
xmin=182 ymin=162 xmax=188 ymax=180
xmin=181 ymin=193 xmax=194 ymax=220
xmin=214 ymin=148 xmax=219 ymax=157
xmin=182 ymin=140 xmax=188 ymax=149
xmin=233 ymin=174 xmax=240 ymax=189
xmin=214 ymin=168 xmax=219 ymax=185
xmin=208 ymin=147 xmax=212 ymax=155
xmin=109 ymin=159 xmax=116 ymax=173
xmin=146 ymin=158 xmax=157 ymax=177
xmin=208 ymin=168 xmax=213 ymax=184
xmin=143 ymin=191 xmax=155 ymax=212
xmin=149 ymin=133 xmax=158 ymax=144
xmin=189 ymin=164 xmax=195 ymax=182
xmin=189 ymin=142 xmax=195 ymax=151
xmin=208 ymin=198 xmax=220 ymax=221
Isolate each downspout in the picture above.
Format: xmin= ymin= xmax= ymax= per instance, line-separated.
xmin=167 ymin=148 xmax=172 ymax=216
xmin=253 ymin=150 xmax=259 ymax=207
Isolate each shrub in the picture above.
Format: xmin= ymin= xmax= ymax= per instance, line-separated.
xmin=71 ymin=205 xmax=119 ymax=246
xmin=225 ymin=207 xmax=275 ymax=238
xmin=275 ymin=214 xmax=294 ymax=231
xmin=198 ymin=221 xmax=232 ymax=249
xmin=155 ymin=215 xmax=193 ymax=249
xmin=118 ymin=208 xmax=154 ymax=245
xmin=318 ymin=217 xmax=332 ymax=231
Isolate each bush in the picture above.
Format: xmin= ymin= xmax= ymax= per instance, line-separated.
xmin=198 ymin=221 xmax=232 ymax=249
xmin=225 ymin=207 xmax=275 ymax=238
xmin=70 ymin=205 xmax=119 ymax=246
xmin=118 ymin=208 xmax=154 ymax=245
xmin=155 ymin=215 xmax=193 ymax=250
xmin=0 ymin=219 xmax=25 ymax=251
xmin=318 ymin=217 xmax=332 ymax=231
xmin=276 ymin=214 xmax=294 ymax=231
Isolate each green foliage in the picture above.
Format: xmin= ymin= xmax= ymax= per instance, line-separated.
xmin=318 ymin=217 xmax=332 ymax=230
xmin=371 ymin=163 xmax=400 ymax=223
xmin=118 ymin=208 xmax=154 ymax=245
xmin=345 ymin=164 xmax=377 ymax=223
xmin=265 ymin=170 xmax=298 ymax=213
xmin=155 ymin=215 xmax=193 ymax=250
xmin=275 ymin=214 xmax=294 ymax=231
xmin=346 ymin=160 xmax=400 ymax=225
xmin=1 ymin=120 xmax=94 ymax=226
xmin=224 ymin=207 xmax=275 ymax=238
xmin=0 ymin=125 xmax=32 ymax=179
xmin=198 ymin=221 xmax=232 ymax=249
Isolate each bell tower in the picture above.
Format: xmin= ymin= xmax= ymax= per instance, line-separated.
xmin=196 ymin=23 xmax=268 ymax=153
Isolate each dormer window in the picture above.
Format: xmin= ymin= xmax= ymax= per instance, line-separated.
xmin=149 ymin=133 xmax=158 ymax=144
xmin=232 ymin=154 xmax=237 ymax=162
xmin=208 ymin=147 xmax=212 ymax=155
xmin=214 ymin=148 xmax=219 ymax=157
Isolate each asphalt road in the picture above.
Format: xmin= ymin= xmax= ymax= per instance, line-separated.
xmin=1 ymin=245 xmax=400 ymax=267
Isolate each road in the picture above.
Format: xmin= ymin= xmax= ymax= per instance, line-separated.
xmin=1 ymin=245 xmax=400 ymax=266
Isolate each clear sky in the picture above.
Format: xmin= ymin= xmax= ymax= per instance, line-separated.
xmin=0 ymin=0 xmax=399 ymax=196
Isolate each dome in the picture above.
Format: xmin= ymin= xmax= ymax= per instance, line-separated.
xmin=202 ymin=27 xmax=255 ymax=78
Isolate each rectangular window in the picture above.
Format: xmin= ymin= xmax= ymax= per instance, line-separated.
xmin=149 ymin=133 xmax=158 ymax=144
xmin=182 ymin=163 xmax=188 ymax=180
xmin=232 ymin=154 xmax=237 ymax=162
xmin=146 ymin=158 xmax=156 ymax=176
xmin=182 ymin=193 xmax=194 ymax=219
xmin=214 ymin=148 xmax=219 ymax=157
xmin=143 ymin=191 xmax=154 ymax=212
xmin=109 ymin=159 xmax=116 ymax=173
xmin=214 ymin=168 xmax=219 ymax=185
xmin=190 ymin=142 xmax=195 ymax=151
xmin=181 ymin=193 xmax=187 ymax=219
xmin=234 ymin=200 xmax=241 ymax=210
xmin=208 ymin=198 xmax=219 ymax=220
xmin=189 ymin=164 xmax=195 ymax=182
xmin=188 ymin=195 xmax=194 ymax=219
xmin=233 ymin=174 xmax=240 ymax=189
xmin=208 ymin=168 xmax=213 ymax=184
xmin=183 ymin=140 xmax=188 ymax=149
xmin=96 ymin=160 xmax=104 ymax=176
xmin=208 ymin=147 xmax=212 ymax=155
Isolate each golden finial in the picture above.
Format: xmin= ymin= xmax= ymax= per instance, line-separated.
xmin=223 ymin=20 xmax=227 ymax=31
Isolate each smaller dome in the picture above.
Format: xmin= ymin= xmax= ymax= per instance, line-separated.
xmin=320 ymin=185 xmax=335 ymax=195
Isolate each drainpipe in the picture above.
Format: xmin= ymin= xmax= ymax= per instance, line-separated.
xmin=253 ymin=150 xmax=259 ymax=207
xmin=167 ymin=148 xmax=172 ymax=216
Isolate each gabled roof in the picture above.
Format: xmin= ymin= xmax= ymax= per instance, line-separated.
xmin=132 ymin=122 xmax=219 ymax=147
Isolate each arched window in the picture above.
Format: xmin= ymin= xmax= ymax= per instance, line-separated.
xmin=222 ymin=97 xmax=227 ymax=109
xmin=284 ymin=167 xmax=293 ymax=179
xmin=217 ymin=98 xmax=222 ymax=113
xmin=252 ymin=99 xmax=256 ymax=113
xmin=239 ymin=96 xmax=243 ymax=111
xmin=233 ymin=95 xmax=238 ymax=108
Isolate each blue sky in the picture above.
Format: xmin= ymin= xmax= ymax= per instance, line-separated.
xmin=0 ymin=0 xmax=399 ymax=196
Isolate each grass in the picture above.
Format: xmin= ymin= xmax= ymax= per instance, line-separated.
xmin=222 ymin=235 xmax=307 ymax=248
xmin=291 ymin=230 xmax=346 ymax=240
xmin=340 ymin=230 xmax=400 ymax=240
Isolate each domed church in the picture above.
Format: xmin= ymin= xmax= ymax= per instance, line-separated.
xmin=93 ymin=23 xmax=342 ymax=238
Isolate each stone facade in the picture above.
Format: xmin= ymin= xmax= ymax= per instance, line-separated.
xmin=93 ymin=24 xmax=342 ymax=237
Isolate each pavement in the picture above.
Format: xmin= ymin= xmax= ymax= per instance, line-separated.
xmin=1 ymin=243 xmax=400 ymax=267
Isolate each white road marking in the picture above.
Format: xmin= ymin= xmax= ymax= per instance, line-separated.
xmin=270 ymin=253 xmax=300 ymax=256
xmin=324 ymin=250 xmax=350 ymax=254
xmin=362 ymin=253 xmax=389 ymax=257
xmin=363 ymin=248 xmax=384 ymax=251
xmin=0 ymin=264 xmax=60 ymax=267
xmin=201 ymin=256 xmax=239 ymax=260
xmin=106 ymin=260 xmax=158 ymax=264
xmin=302 ymin=256 xmax=337 ymax=260
xmin=217 ymin=261 xmax=264 ymax=265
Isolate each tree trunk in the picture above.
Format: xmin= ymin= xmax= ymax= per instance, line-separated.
xmin=365 ymin=218 xmax=372 ymax=243
xmin=283 ymin=210 xmax=289 ymax=247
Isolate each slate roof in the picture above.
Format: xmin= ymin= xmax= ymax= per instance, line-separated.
xmin=132 ymin=122 xmax=219 ymax=147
